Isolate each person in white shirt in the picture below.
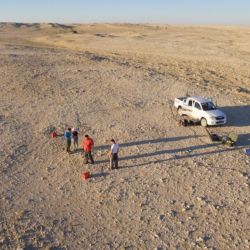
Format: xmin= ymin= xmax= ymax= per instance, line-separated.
xmin=109 ymin=139 xmax=119 ymax=170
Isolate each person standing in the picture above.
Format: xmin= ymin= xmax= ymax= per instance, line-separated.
xmin=72 ymin=128 xmax=79 ymax=151
xmin=82 ymin=134 xmax=94 ymax=164
xmin=109 ymin=139 xmax=119 ymax=170
xmin=64 ymin=128 xmax=72 ymax=153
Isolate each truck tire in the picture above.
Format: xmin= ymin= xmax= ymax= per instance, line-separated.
xmin=177 ymin=106 xmax=182 ymax=115
xmin=201 ymin=118 xmax=207 ymax=127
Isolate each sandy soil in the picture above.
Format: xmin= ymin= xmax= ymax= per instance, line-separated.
xmin=0 ymin=23 xmax=250 ymax=249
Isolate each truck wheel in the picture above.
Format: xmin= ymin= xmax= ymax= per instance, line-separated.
xmin=177 ymin=106 xmax=182 ymax=115
xmin=201 ymin=118 xmax=207 ymax=127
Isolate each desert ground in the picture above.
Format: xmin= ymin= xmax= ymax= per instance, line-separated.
xmin=0 ymin=23 xmax=250 ymax=249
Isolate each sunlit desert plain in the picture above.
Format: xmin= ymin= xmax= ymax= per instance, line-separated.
xmin=0 ymin=23 xmax=250 ymax=249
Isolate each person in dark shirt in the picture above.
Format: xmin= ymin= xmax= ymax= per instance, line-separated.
xmin=72 ymin=128 xmax=79 ymax=151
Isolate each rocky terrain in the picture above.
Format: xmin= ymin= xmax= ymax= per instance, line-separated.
xmin=0 ymin=23 xmax=250 ymax=249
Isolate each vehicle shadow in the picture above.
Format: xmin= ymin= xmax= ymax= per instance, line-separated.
xmin=221 ymin=105 xmax=250 ymax=127
xmin=237 ymin=133 xmax=250 ymax=146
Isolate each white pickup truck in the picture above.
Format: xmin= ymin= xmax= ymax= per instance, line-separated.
xmin=174 ymin=96 xmax=227 ymax=126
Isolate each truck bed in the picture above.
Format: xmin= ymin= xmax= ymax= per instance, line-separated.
xmin=174 ymin=97 xmax=187 ymax=108
xmin=176 ymin=97 xmax=187 ymax=102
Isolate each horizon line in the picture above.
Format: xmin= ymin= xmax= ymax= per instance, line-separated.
xmin=1 ymin=21 xmax=250 ymax=27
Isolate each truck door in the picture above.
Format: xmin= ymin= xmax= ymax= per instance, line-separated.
xmin=184 ymin=99 xmax=193 ymax=116
xmin=181 ymin=98 xmax=194 ymax=117
xmin=193 ymin=101 xmax=202 ymax=120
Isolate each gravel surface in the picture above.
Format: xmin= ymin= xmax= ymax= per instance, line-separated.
xmin=0 ymin=23 xmax=250 ymax=249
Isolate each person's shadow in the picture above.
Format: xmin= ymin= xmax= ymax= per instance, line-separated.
xmin=72 ymin=133 xmax=248 ymax=169
xmin=121 ymin=146 xmax=240 ymax=169
xmin=95 ymin=142 xmax=222 ymax=165
xmin=90 ymin=172 xmax=109 ymax=178
xmin=94 ymin=135 xmax=202 ymax=151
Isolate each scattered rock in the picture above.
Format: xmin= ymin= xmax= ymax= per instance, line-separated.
xmin=159 ymin=214 xmax=165 ymax=221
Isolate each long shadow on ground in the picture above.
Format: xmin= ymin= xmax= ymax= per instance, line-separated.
xmin=95 ymin=142 xmax=222 ymax=165
xmin=237 ymin=133 xmax=250 ymax=146
xmin=221 ymin=105 xmax=250 ymax=127
xmin=81 ymin=133 xmax=246 ymax=168
xmin=94 ymin=135 xmax=203 ymax=151
xmin=72 ymin=135 xmax=202 ymax=154
xmin=121 ymin=146 xmax=241 ymax=169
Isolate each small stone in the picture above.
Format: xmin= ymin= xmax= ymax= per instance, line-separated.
xmin=203 ymin=235 xmax=211 ymax=242
xmin=171 ymin=210 xmax=178 ymax=217
xmin=0 ymin=238 xmax=5 ymax=243
xmin=154 ymin=233 xmax=160 ymax=239
xmin=170 ymin=200 xmax=176 ymax=204
xmin=159 ymin=214 xmax=165 ymax=221
xmin=196 ymin=197 xmax=202 ymax=201
xmin=195 ymin=237 xmax=203 ymax=242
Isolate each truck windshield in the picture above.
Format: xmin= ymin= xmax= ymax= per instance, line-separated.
xmin=201 ymin=102 xmax=217 ymax=111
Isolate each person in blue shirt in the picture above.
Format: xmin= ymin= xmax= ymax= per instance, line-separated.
xmin=64 ymin=128 xmax=72 ymax=153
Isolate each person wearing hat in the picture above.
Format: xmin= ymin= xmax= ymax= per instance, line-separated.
xmin=109 ymin=139 xmax=119 ymax=170
xmin=72 ymin=127 xmax=79 ymax=151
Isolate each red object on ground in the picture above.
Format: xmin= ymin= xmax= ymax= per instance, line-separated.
xmin=51 ymin=131 xmax=58 ymax=138
xmin=82 ymin=171 xmax=90 ymax=180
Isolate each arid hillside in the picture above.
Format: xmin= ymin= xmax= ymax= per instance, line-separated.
xmin=0 ymin=23 xmax=250 ymax=249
